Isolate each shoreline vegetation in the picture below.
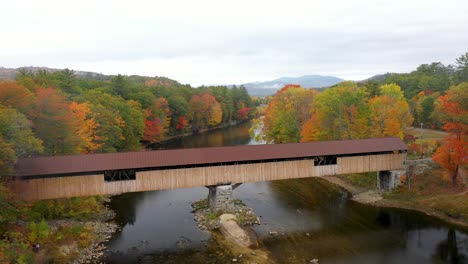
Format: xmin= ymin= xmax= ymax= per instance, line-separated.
xmin=0 ymin=195 xmax=118 ymax=263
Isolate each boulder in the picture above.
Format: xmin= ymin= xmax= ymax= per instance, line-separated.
xmin=219 ymin=214 xmax=257 ymax=248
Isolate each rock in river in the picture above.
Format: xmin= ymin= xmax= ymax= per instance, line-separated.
xmin=219 ymin=214 xmax=258 ymax=248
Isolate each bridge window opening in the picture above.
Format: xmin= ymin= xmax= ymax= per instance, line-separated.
xmin=314 ymin=156 xmax=337 ymax=166
xmin=104 ymin=169 xmax=136 ymax=182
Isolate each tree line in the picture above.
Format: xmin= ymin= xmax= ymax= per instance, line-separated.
xmin=258 ymin=53 xmax=467 ymax=185
xmin=362 ymin=52 xmax=468 ymax=129
xmin=0 ymin=70 xmax=255 ymax=175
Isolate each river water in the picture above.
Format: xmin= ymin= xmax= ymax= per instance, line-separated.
xmin=103 ymin=121 xmax=468 ymax=264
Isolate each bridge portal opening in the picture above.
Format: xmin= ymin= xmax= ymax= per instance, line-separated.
xmin=104 ymin=169 xmax=136 ymax=182
xmin=313 ymin=155 xmax=337 ymax=166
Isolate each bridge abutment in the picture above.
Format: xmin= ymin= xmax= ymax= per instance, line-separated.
xmin=377 ymin=170 xmax=405 ymax=191
xmin=207 ymin=184 xmax=241 ymax=212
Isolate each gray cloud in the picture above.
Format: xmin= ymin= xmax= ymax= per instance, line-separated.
xmin=1 ymin=0 xmax=468 ymax=86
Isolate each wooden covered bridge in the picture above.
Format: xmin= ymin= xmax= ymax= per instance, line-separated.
xmin=14 ymin=137 xmax=407 ymax=202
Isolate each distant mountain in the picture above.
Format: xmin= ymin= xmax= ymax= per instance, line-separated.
xmin=0 ymin=66 xmax=110 ymax=81
xmin=239 ymin=75 xmax=344 ymax=97
xmin=0 ymin=67 xmax=19 ymax=80
xmin=361 ymin=73 xmax=394 ymax=82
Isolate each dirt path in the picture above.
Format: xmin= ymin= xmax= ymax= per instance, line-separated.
xmin=321 ymin=177 xmax=383 ymax=204
xmin=405 ymin=127 xmax=448 ymax=139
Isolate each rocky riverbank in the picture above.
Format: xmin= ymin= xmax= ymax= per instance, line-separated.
xmin=191 ymin=198 xmax=260 ymax=230
xmin=72 ymin=221 xmax=119 ymax=264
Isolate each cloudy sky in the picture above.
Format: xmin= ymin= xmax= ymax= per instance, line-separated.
xmin=1 ymin=0 xmax=468 ymax=86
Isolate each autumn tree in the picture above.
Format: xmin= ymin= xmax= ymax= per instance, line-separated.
xmin=263 ymin=85 xmax=317 ymax=143
xmin=432 ymin=83 xmax=468 ymax=185
xmin=0 ymin=81 xmax=35 ymax=114
xmin=368 ymin=84 xmax=413 ymax=138
xmin=231 ymin=86 xmax=253 ymax=121
xmin=301 ymin=82 xmax=370 ymax=142
xmin=143 ymin=98 xmax=171 ymax=142
xmin=31 ymin=87 xmax=79 ymax=155
xmin=69 ymin=102 xmax=101 ymax=153
xmin=167 ymin=96 xmax=189 ymax=132
xmin=79 ymin=90 xmax=144 ymax=152
xmin=207 ymin=86 xmax=234 ymax=123
xmin=189 ymin=93 xmax=223 ymax=132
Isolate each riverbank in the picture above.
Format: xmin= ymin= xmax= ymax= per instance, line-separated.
xmin=321 ymin=167 xmax=468 ymax=230
xmin=0 ymin=193 xmax=118 ymax=264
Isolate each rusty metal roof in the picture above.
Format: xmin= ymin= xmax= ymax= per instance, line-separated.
xmin=15 ymin=137 xmax=407 ymax=177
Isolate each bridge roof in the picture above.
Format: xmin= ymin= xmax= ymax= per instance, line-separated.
xmin=15 ymin=137 xmax=407 ymax=177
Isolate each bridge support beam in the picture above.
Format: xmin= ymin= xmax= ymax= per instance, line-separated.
xmin=206 ymin=183 xmax=241 ymax=213
xmin=377 ymin=170 xmax=404 ymax=191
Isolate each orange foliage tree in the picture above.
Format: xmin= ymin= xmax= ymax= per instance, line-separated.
xmin=264 ymin=85 xmax=317 ymax=143
xmin=175 ymin=116 xmax=188 ymax=130
xmin=432 ymin=83 xmax=468 ymax=185
xmin=0 ymin=81 xmax=35 ymax=115
xmin=189 ymin=92 xmax=223 ymax=131
xmin=70 ymin=102 xmax=102 ymax=153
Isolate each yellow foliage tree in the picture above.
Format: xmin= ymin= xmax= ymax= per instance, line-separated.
xmin=70 ymin=102 xmax=102 ymax=153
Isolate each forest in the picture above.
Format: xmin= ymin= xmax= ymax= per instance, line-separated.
xmin=257 ymin=53 xmax=467 ymax=184
xmin=0 ymin=69 xmax=257 ymax=262
xmin=0 ymin=70 xmax=256 ymax=176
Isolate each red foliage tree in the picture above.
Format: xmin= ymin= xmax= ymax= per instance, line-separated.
xmin=175 ymin=116 xmax=188 ymax=130
xmin=432 ymin=83 xmax=468 ymax=185
xmin=237 ymin=107 xmax=250 ymax=120
xmin=143 ymin=98 xmax=171 ymax=142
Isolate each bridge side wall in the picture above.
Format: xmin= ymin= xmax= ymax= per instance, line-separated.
xmin=15 ymin=153 xmax=406 ymax=200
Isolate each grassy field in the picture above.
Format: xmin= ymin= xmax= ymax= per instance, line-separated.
xmin=339 ymin=172 xmax=377 ymax=189
xmin=405 ymin=127 xmax=447 ymax=141
xmin=383 ymin=165 xmax=468 ymax=223
xmin=338 ymin=165 xmax=468 ymax=225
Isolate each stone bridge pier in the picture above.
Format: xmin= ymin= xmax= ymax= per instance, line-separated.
xmin=377 ymin=170 xmax=405 ymax=191
xmin=206 ymin=183 xmax=242 ymax=212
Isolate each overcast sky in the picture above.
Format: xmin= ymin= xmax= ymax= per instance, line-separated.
xmin=1 ymin=0 xmax=468 ymax=86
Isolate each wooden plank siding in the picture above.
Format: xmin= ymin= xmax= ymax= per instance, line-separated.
xmin=15 ymin=153 xmax=406 ymax=200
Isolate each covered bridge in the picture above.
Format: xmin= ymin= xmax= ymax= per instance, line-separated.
xmin=14 ymin=137 xmax=407 ymax=200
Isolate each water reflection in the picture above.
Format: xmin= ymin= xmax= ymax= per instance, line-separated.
xmin=150 ymin=121 xmax=252 ymax=150
xmin=434 ymin=229 xmax=467 ymax=263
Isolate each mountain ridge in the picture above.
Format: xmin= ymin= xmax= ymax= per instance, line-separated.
xmin=236 ymin=74 xmax=345 ymax=97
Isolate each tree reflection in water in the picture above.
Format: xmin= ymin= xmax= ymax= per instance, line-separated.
xmin=434 ymin=228 xmax=466 ymax=264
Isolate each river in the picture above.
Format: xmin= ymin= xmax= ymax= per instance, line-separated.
xmin=103 ymin=121 xmax=468 ymax=263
